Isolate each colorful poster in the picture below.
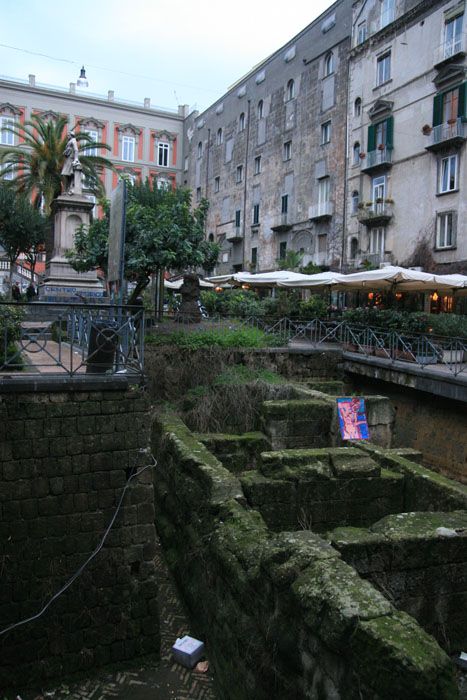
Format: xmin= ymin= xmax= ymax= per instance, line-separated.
xmin=337 ymin=398 xmax=370 ymax=441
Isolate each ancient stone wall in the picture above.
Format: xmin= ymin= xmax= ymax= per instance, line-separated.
xmin=0 ymin=381 xmax=159 ymax=690
xmin=151 ymin=411 xmax=458 ymax=700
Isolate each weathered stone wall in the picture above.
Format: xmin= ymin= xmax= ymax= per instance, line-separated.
xmin=330 ymin=511 xmax=467 ymax=653
xmin=151 ymin=411 xmax=458 ymax=700
xmin=0 ymin=381 xmax=159 ymax=690
xmin=145 ymin=345 xmax=343 ymax=401
xmin=348 ymin=375 xmax=467 ymax=483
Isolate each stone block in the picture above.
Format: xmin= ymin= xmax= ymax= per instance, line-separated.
xmin=330 ymin=450 xmax=380 ymax=478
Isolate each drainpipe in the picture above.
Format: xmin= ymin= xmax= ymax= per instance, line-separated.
xmin=242 ymin=100 xmax=251 ymax=270
xmin=341 ymin=40 xmax=351 ymax=273
xmin=205 ymin=127 xmax=211 ymax=230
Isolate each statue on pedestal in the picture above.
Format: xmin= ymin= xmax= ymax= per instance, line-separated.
xmin=61 ymin=131 xmax=81 ymax=195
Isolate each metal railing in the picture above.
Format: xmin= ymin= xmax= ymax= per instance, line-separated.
xmin=0 ymin=301 xmax=145 ymax=378
xmin=431 ymin=118 xmax=465 ymax=146
xmin=152 ymin=314 xmax=466 ymax=377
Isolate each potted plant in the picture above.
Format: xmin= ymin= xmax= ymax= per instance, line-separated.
xmin=359 ymin=152 xmax=366 ymax=159
xmin=422 ymin=124 xmax=432 ymax=135
xmin=377 ymin=143 xmax=385 ymax=150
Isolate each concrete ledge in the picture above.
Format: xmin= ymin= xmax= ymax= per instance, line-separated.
xmin=343 ymin=352 xmax=467 ymax=403
xmin=0 ymin=374 xmax=134 ymax=392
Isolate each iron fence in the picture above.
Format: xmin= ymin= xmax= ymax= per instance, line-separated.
xmin=0 ymin=301 xmax=145 ymax=378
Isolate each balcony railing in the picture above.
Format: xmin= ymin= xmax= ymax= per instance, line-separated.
xmin=360 ymin=147 xmax=392 ymax=173
xmin=226 ymin=225 xmax=243 ymax=242
xmin=426 ymin=118 xmax=466 ymax=151
xmin=357 ymin=201 xmax=393 ymax=226
xmin=309 ymin=202 xmax=333 ymax=220
xmin=271 ymin=213 xmax=292 ymax=232
xmin=434 ymin=32 xmax=467 ymax=66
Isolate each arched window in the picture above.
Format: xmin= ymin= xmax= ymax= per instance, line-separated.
xmin=239 ymin=112 xmax=245 ymax=131
xmin=324 ymin=52 xmax=334 ymax=77
xmin=354 ymin=97 xmax=362 ymax=117
xmin=197 ymin=141 xmax=203 ymax=158
xmin=216 ymin=128 xmax=223 ymax=145
xmin=257 ymin=100 xmax=264 ymax=119
xmin=208 ymin=233 xmax=214 ymax=242
xmin=353 ymin=142 xmax=361 ymax=165
xmin=286 ymin=79 xmax=295 ymax=101
xmin=351 ymin=191 xmax=360 ymax=213
xmin=350 ymin=237 xmax=359 ymax=259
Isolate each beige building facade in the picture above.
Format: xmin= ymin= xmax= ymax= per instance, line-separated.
xmin=346 ymin=0 xmax=467 ymax=272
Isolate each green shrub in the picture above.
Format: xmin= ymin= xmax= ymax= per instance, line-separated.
xmin=146 ymin=326 xmax=282 ymax=349
xmin=298 ymin=295 xmax=328 ymax=319
xmin=0 ymin=305 xmax=25 ymax=370
xmin=342 ymin=307 xmax=467 ymax=338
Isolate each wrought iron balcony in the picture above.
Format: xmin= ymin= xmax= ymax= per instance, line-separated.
xmin=425 ymin=118 xmax=466 ymax=152
xmin=360 ymin=147 xmax=393 ymax=173
xmin=434 ymin=32 xmax=467 ymax=67
xmin=357 ymin=201 xmax=393 ymax=226
xmin=308 ymin=202 xmax=333 ymax=221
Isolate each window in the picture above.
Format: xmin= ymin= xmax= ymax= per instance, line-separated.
xmin=254 ymin=155 xmax=262 ymax=174
xmin=444 ymin=13 xmax=463 ymax=58
xmin=208 ymin=233 xmax=214 ymax=242
xmin=1 ymin=162 xmax=14 ymax=181
xmin=279 ymin=241 xmax=287 ymax=259
xmin=318 ymin=177 xmax=330 ymax=204
xmin=350 ymin=237 xmax=359 ymax=259
xmin=222 ymin=252 xmax=229 ymax=263
xmin=214 ymin=176 xmax=220 ymax=193
xmin=353 ymin=142 xmax=361 ymax=165
xmin=380 ymin=0 xmax=395 ymax=29
xmin=372 ymin=175 xmax=386 ymax=203
xmin=239 ymin=112 xmax=245 ymax=131
xmin=196 ymin=187 xmax=201 ymax=202
xmin=0 ymin=117 xmax=15 ymax=146
xmin=321 ymin=121 xmax=331 ymax=144
xmin=354 ymin=97 xmax=362 ymax=117
xmin=436 ymin=211 xmax=456 ymax=248
xmin=367 ymin=116 xmax=394 ymax=152
xmin=370 ymin=227 xmax=385 ymax=254
xmin=217 ymin=128 xmax=223 ymax=145
xmin=286 ymin=79 xmax=295 ymax=101
xmin=281 ymin=194 xmax=288 ymax=214
xmin=283 ymin=140 xmax=292 ymax=160
xmin=197 ymin=141 xmax=203 ymax=158
xmin=157 ymin=141 xmax=169 ymax=167
xmin=439 ymin=155 xmax=458 ymax=193
xmin=251 ymin=247 xmax=257 ymax=268
xmin=433 ymin=84 xmax=467 ymax=127
xmin=376 ymin=52 xmax=391 ymax=86
xmin=252 ymin=203 xmax=260 ymax=225
xmin=443 ymin=88 xmax=459 ymax=124
xmin=257 ymin=100 xmax=264 ymax=119
xmin=235 ymin=210 xmax=241 ymax=227
xmin=122 ymin=135 xmax=135 ymax=162
xmin=324 ymin=52 xmax=334 ymax=77
xmin=352 ymin=190 xmax=360 ymax=213
xmin=156 ymin=176 xmax=171 ymax=191
xmin=236 ymin=165 xmax=243 ymax=183
xmin=357 ymin=21 xmax=367 ymax=44
xmin=82 ymin=129 xmax=99 ymax=156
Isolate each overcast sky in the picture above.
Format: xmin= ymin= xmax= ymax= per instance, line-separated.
xmin=2 ymin=0 xmax=335 ymax=113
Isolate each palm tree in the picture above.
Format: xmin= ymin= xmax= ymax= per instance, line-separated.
xmin=0 ymin=113 xmax=114 ymax=215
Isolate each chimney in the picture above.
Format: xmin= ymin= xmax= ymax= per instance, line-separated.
xmin=108 ymin=90 xmax=114 ymax=101
xmin=28 ymin=74 xmax=36 ymax=87
xmin=144 ymin=97 xmax=151 ymax=109
xmin=69 ymin=82 xmax=76 ymax=94
xmin=178 ymin=104 xmax=189 ymax=118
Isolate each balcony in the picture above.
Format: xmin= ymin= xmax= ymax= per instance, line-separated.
xmin=226 ymin=225 xmax=243 ymax=242
xmin=425 ymin=118 xmax=466 ymax=152
xmin=434 ymin=33 xmax=467 ymax=68
xmin=308 ymin=202 xmax=333 ymax=221
xmin=271 ymin=213 xmax=293 ymax=232
xmin=360 ymin=147 xmax=393 ymax=174
xmin=360 ymin=252 xmax=393 ymax=267
xmin=357 ymin=201 xmax=393 ymax=227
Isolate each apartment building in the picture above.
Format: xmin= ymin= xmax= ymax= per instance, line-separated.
xmin=183 ymin=0 xmax=353 ymax=274
xmin=346 ymin=0 xmax=467 ymax=272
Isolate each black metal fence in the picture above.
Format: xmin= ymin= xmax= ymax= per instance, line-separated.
xmin=0 ymin=301 xmax=145 ymax=377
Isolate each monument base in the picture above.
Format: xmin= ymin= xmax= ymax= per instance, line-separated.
xmin=41 ymin=259 xmax=105 ymax=303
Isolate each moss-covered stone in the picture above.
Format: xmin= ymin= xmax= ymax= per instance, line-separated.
xmin=350 ymin=611 xmax=457 ymax=699
xmin=330 ymin=450 xmax=380 ymax=478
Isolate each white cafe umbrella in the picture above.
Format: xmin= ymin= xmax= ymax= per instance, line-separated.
xmin=276 ymin=270 xmax=347 ymax=289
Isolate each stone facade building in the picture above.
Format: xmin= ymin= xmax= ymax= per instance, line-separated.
xmin=346 ymin=0 xmax=467 ymax=272
xmin=183 ymin=0 xmax=353 ymax=274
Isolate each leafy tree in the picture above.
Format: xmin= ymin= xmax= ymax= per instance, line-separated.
xmin=67 ymin=180 xmax=220 ymax=303
xmin=0 ymin=113 xmax=113 ymax=214
xmin=0 ymin=184 xmax=48 ymax=297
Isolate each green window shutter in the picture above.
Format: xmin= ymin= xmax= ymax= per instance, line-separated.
xmin=385 ymin=116 xmax=394 ymax=149
xmin=457 ymin=82 xmax=466 ymax=120
xmin=367 ymin=124 xmax=376 ymax=151
xmin=433 ymin=94 xmax=443 ymax=126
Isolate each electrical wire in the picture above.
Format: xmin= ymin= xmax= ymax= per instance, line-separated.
xmin=0 ymin=455 xmax=157 ymax=638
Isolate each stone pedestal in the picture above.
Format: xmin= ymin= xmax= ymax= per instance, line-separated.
xmin=41 ymin=186 xmax=105 ymax=303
